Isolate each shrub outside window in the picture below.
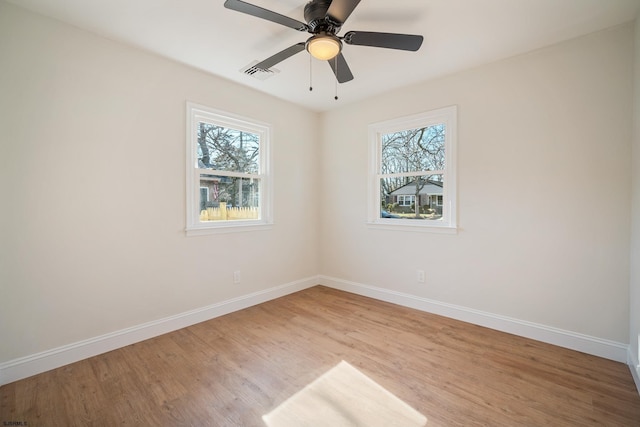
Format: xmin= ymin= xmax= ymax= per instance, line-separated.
xmin=368 ymin=106 xmax=457 ymax=232
xmin=186 ymin=102 xmax=272 ymax=235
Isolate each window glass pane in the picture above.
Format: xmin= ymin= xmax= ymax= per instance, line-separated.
xmin=199 ymin=174 xmax=260 ymax=222
xmin=381 ymin=124 xmax=445 ymax=173
xmin=380 ymin=174 xmax=443 ymax=220
xmin=197 ymin=122 xmax=260 ymax=173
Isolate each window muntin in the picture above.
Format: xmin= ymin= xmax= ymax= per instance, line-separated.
xmin=186 ymin=103 xmax=272 ymax=235
xmin=368 ymin=106 xmax=457 ymax=231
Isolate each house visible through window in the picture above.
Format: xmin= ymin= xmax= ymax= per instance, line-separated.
xmin=368 ymin=106 xmax=457 ymax=231
xmin=186 ymin=102 xmax=272 ymax=235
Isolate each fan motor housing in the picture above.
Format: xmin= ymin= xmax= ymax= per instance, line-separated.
xmin=304 ymin=0 xmax=340 ymax=33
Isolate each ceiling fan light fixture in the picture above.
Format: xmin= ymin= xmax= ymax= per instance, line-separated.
xmin=306 ymin=34 xmax=341 ymax=61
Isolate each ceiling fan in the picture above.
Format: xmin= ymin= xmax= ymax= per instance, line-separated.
xmin=224 ymin=0 xmax=424 ymax=84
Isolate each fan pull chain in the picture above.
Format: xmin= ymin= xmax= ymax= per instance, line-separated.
xmin=334 ymin=56 xmax=339 ymax=101
xmin=309 ymin=55 xmax=313 ymax=92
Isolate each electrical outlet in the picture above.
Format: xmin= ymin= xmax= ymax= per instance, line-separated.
xmin=233 ymin=270 xmax=241 ymax=284
xmin=417 ymin=270 xmax=425 ymax=283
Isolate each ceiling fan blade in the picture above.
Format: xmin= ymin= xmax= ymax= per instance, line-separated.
xmin=326 ymin=0 xmax=361 ymax=24
xmin=327 ymin=53 xmax=354 ymax=83
xmin=343 ymin=31 xmax=423 ymax=51
xmin=255 ymin=43 xmax=306 ymax=70
xmin=224 ymin=0 xmax=309 ymax=31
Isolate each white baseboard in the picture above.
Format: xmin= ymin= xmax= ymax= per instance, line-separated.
xmin=0 ymin=276 xmax=318 ymax=386
xmin=1 ymin=275 xmax=631 ymax=387
xmin=319 ymin=275 xmax=629 ymax=363
xmin=629 ymin=347 xmax=640 ymax=394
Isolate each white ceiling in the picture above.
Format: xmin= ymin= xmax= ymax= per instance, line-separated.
xmin=7 ymin=0 xmax=640 ymax=112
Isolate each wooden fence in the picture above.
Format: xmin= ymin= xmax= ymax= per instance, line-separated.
xmin=200 ymin=202 xmax=259 ymax=221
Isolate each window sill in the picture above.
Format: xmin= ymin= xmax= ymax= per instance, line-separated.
xmin=366 ymin=220 xmax=457 ymax=234
xmin=186 ymin=221 xmax=273 ymax=236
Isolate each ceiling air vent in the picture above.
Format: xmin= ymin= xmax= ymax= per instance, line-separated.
xmin=241 ymin=61 xmax=280 ymax=81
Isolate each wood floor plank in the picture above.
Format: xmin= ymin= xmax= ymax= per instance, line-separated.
xmin=1 ymin=285 xmax=639 ymax=426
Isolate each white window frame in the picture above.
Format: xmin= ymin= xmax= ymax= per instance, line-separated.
xmin=186 ymin=102 xmax=273 ymax=235
xmin=367 ymin=105 xmax=457 ymax=233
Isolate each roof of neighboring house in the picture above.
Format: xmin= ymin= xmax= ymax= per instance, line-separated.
xmin=390 ymin=180 xmax=443 ymax=196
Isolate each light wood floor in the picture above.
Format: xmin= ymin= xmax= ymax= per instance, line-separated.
xmin=2 ymin=286 xmax=639 ymax=426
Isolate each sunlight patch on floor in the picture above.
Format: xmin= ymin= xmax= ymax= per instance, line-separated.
xmin=262 ymin=360 xmax=427 ymax=427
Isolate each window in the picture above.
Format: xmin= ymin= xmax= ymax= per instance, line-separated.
xmin=397 ymin=195 xmax=415 ymax=207
xmin=430 ymin=195 xmax=443 ymax=207
xmin=368 ymin=106 xmax=457 ymax=232
xmin=186 ymin=102 xmax=272 ymax=235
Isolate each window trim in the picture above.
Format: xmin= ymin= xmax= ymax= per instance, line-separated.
xmin=367 ymin=106 xmax=457 ymax=233
xmin=185 ymin=102 xmax=273 ymax=236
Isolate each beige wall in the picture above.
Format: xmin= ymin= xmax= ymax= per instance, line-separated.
xmin=320 ymin=24 xmax=634 ymax=344
xmin=631 ymin=19 xmax=640 ymax=373
xmin=0 ymin=2 xmax=320 ymax=363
